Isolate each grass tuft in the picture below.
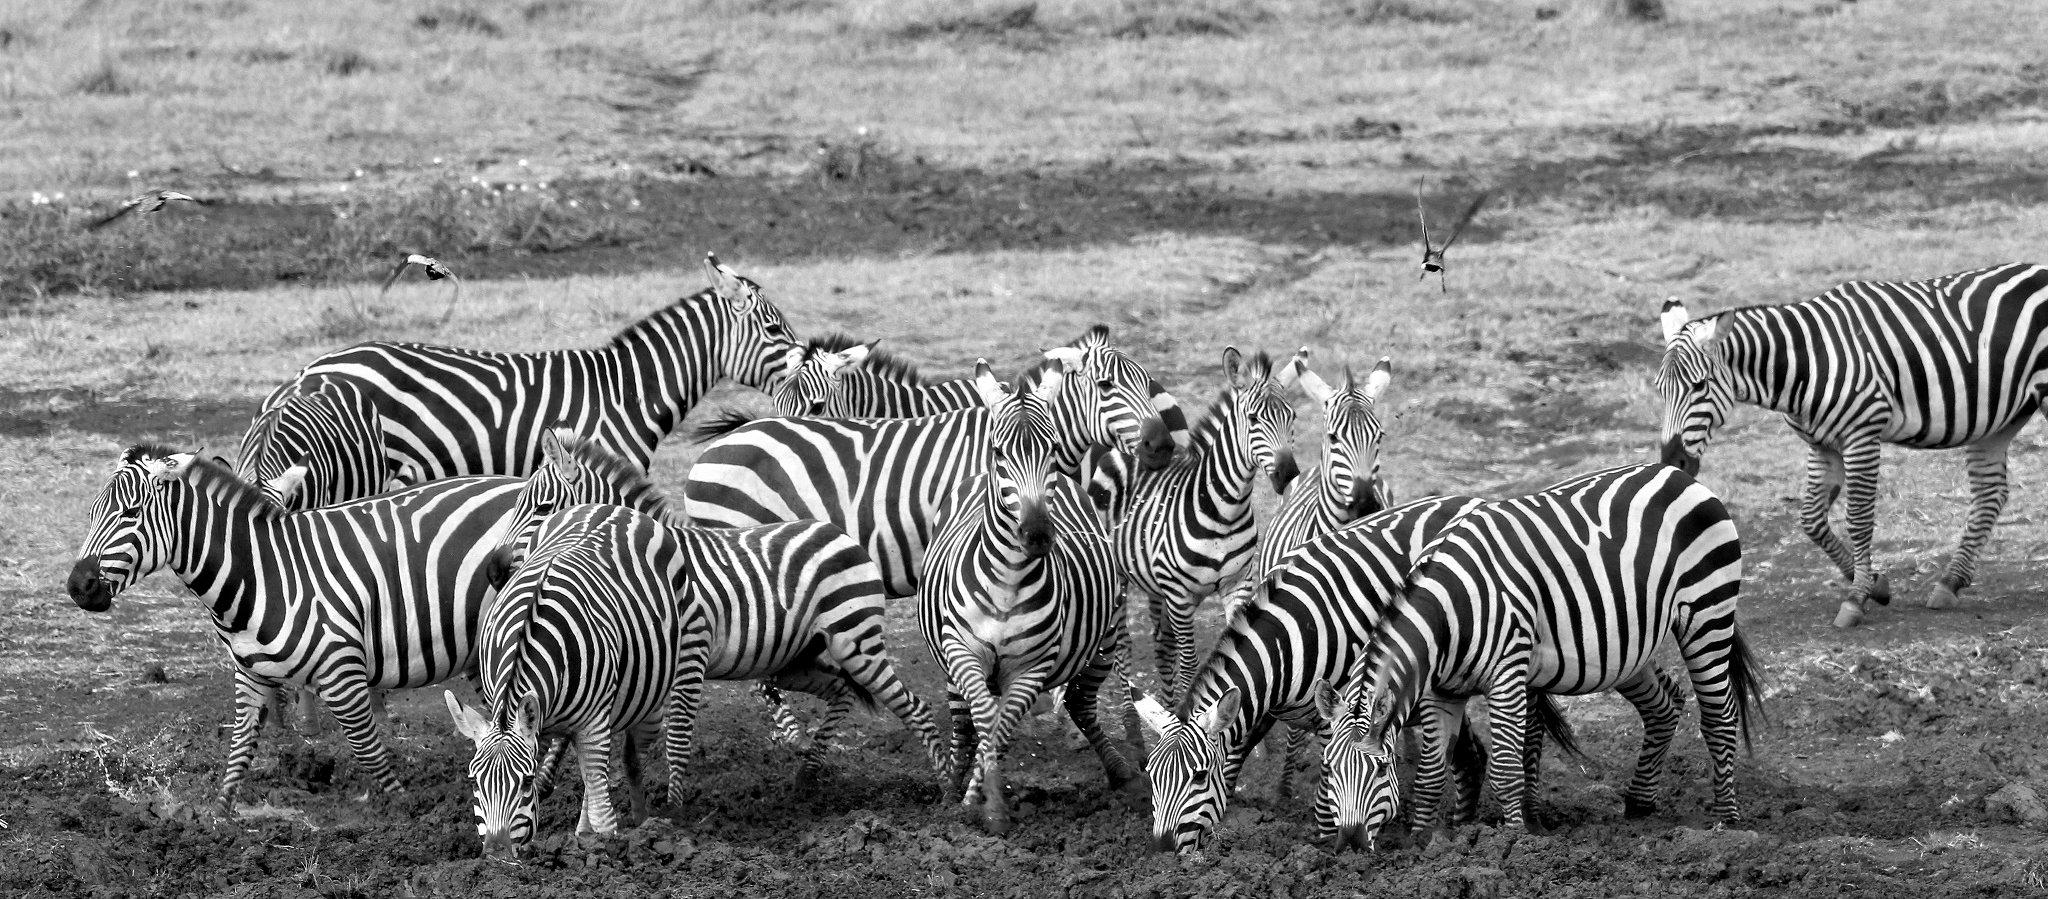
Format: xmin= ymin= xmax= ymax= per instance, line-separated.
xmin=71 ymin=59 xmax=133 ymax=96
xmin=413 ymin=7 xmax=505 ymax=37
xmin=319 ymin=48 xmax=373 ymax=77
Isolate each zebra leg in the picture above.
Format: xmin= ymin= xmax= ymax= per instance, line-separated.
xmin=220 ymin=668 xmax=284 ymax=813
xmin=819 ymin=621 xmax=954 ymax=783
xmin=756 ymin=682 xmax=807 ymax=745
xmin=945 ymin=688 xmax=976 ymax=803
xmin=661 ymin=647 xmax=709 ymax=808
xmin=968 ymin=667 xmax=1052 ymax=836
xmin=797 ymin=694 xmax=856 ymax=784
xmin=1481 ymin=670 xmax=1533 ymax=831
xmin=621 ymin=721 xmax=660 ymax=824
xmin=1677 ymin=623 xmax=1751 ymax=824
xmin=940 ymin=640 xmax=1000 ymax=809
xmin=572 ymin=726 xmax=620 ymax=836
xmin=1061 ymin=653 xmax=1139 ymax=789
xmin=1936 ymin=427 xmax=2021 ymax=609
xmin=1837 ymin=435 xmax=1890 ymax=625
xmin=1162 ymin=591 xmax=1200 ymax=702
xmin=1406 ymin=696 xmax=1463 ymax=836
xmin=535 ymin=734 xmax=572 ymax=800
xmin=1450 ymin=714 xmax=1487 ymax=825
xmin=310 ymin=668 xmax=404 ymax=796
xmin=1796 ymin=442 xmax=1857 ymax=584
xmin=1108 ymin=619 xmax=1148 ymax=755
xmin=1617 ymin=669 xmax=1682 ymax=818
xmin=1274 ymin=726 xmax=1315 ymax=801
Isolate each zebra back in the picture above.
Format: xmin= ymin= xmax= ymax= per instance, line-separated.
xmin=770 ymin=333 xmax=982 ymax=419
xmin=262 ymin=254 xmax=803 ymax=483
xmin=1140 ymin=493 xmax=1481 ymax=853
xmin=236 ymin=381 xmax=397 ymax=510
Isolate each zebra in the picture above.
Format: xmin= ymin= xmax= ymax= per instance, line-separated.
xmin=767 ymin=334 xmax=984 ymax=418
xmin=1320 ymin=463 xmax=1763 ymax=846
xmin=1081 ymin=347 xmax=1306 ymax=704
xmin=66 ymin=446 xmax=527 ymax=811
xmin=447 ymin=502 xmax=713 ymax=860
xmin=252 ymin=252 xmax=802 ymax=490
xmin=919 ymin=359 xmax=1138 ymax=834
xmin=684 ymin=325 xmax=1186 ymax=597
xmin=488 ymin=429 xmax=953 ymax=782
xmin=1657 ymin=263 xmax=2048 ymax=627
xmin=1133 ymin=494 xmax=1575 ymax=853
xmin=236 ymin=381 xmax=402 ymax=511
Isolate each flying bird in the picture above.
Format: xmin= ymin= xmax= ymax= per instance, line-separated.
xmin=379 ymin=253 xmax=463 ymax=324
xmin=85 ymin=190 xmax=206 ymax=231
xmin=1417 ymin=183 xmax=1490 ymax=293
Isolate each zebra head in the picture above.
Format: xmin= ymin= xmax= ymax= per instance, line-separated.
xmin=702 ymin=252 xmax=805 ymax=394
xmin=978 ymin=358 xmax=1065 ymax=559
xmin=1296 ymin=355 xmax=1393 ymax=519
xmin=235 ymin=383 xmax=393 ymax=511
xmin=1313 ymin=677 xmax=1401 ymax=851
xmin=1655 ymin=299 xmax=1731 ymax=477
xmin=68 ymin=447 xmax=233 ymax=612
xmin=1057 ymin=325 xmax=1186 ymax=472
xmin=1222 ymin=346 xmax=1302 ymax=495
xmin=1138 ymin=687 xmax=1240 ymax=853
xmin=769 ymin=336 xmax=876 ymax=417
xmin=445 ymin=691 xmax=540 ymax=861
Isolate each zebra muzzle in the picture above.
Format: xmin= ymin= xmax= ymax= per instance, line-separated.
xmin=1332 ymin=822 xmax=1375 ymax=852
xmin=1269 ymin=452 xmax=1300 ymax=495
xmin=1660 ymin=437 xmax=1700 ymax=477
xmin=1137 ymin=417 xmax=1176 ymax=471
xmin=66 ymin=558 xmax=114 ymax=612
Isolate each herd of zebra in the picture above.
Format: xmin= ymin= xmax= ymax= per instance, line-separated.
xmin=60 ymin=252 xmax=2048 ymax=859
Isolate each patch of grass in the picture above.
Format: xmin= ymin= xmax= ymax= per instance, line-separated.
xmin=70 ymin=59 xmax=132 ymax=96
xmin=413 ymin=6 xmax=503 ymax=37
xmin=318 ymin=47 xmax=373 ymax=77
xmin=1337 ymin=0 xmax=1471 ymax=24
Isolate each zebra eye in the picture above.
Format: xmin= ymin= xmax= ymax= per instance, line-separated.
xmin=118 ymin=504 xmax=143 ymax=518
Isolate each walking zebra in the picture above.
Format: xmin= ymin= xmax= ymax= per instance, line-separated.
xmin=1083 ymin=347 xmax=1305 ymax=703
xmin=919 ymin=360 xmax=1137 ymax=834
xmin=684 ymin=325 xmax=1185 ymax=596
xmin=1137 ymin=495 xmax=1574 ymax=852
xmin=67 ymin=447 xmax=527 ymax=810
xmin=253 ymin=253 xmax=802 ymax=490
xmin=1657 ymin=263 xmax=2048 ymax=627
xmin=237 ymin=382 xmax=400 ymax=511
xmin=489 ymin=429 xmax=952 ymax=781
xmin=1321 ymin=464 xmax=1762 ymax=845
xmin=447 ymin=502 xmax=713 ymax=860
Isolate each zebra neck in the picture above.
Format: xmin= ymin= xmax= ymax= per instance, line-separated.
xmin=1717 ymin=305 xmax=1842 ymax=412
xmin=1190 ymin=618 xmax=1293 ymax=757
xmin=164 ymin=495 xmax=290 ymax=635
xmin=608 ymin=295 xmax=736 ymax=439
xmin=1184 ymin=393 xmax=1259 ymax=503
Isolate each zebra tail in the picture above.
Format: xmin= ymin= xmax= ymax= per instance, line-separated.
xmin=1530 ymin=691 xmax=1587 ymax=763
xmin=688 ymin=407 xmax=760 ymax=442
xmin=1726 ymin=627 xmax=1767 ymax=754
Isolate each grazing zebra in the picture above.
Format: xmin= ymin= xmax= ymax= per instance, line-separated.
xmin=1657 ymin=263 xmax=2048 ymax=627
xmin=1083 ymin=347 xmax=1305 ymax=703
xmin=66 ymin=447 xmax=526 ymax=810
xmin=447 ymin=502 xmax=713 ymax=860
xmin=684 ymin=325 xmax=1186 ymax=596
xmin=919 ymin=360 xmax=1137 ymax=834
xmin=254 ymin=253 xmax=802 ymax=488
xmin=1322 ymin=463 xmax=1762 ymax=845
xmin=1136 ymin=495 xmax=1574 ymax=853
xmin=489 ymin=429 xmax=952 ymax=781
xmin=237 ymin=382 xmax=401 ymax=511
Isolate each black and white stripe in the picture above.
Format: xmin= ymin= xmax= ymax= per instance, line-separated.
xmin=447 ymin=503 xmax=712 ymax=860
xmin=769 ymin=334 xmax=982 ymax=418
xmin=1325 ymin=463 xmax=1761 ymax=844
xmin=1658 ymin=262 xmax=2048 ymax=626
xmin=236 ymin=381 xmax=399 ymax=511
xmin=684 ymin=326 xmax=1185 ymax=597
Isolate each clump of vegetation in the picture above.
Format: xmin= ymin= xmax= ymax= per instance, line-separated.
xmin=318 ymin=47 xmax=373 ymax=77
xmin=71 ymin=59 xmax=133 ymax=96
xmin=1338 ymin=0 xmax=1471 ymax=25
xmin=413 ymin=6 xmax=504 ymax=36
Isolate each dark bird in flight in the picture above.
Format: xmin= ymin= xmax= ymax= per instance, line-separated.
xmin=379 ymin=253 xmax=463 ymax=324
xmin=1417 ymin=183 xmax=1489 ymax=293
xmin=86 ymin=190 xmax=206 ymax=230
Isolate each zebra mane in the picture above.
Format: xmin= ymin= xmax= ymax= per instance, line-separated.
xmin=809 ymin=332 xmax=924 ymax=386
xmin=603 ymin=288 xmax=720 ymax=351
xmin=555 ymin=434 xmax=684 ymax=523
xmin=179 ymin=454 xmax=287 ymax=521
xmin=121 ymin=443 xmax=183 ymax=466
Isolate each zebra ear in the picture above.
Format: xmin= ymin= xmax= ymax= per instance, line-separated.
xmin=820 ymin=340 xmax=877 ymax=377
xmin=972 ymin=359 xmax=1008 ymax=409
xmin=541 ymin=429 xmax=581 ymax=484
xmin=1660 ymin=297 xmax=1690 ymax=344
xmin=445 ymin=691 xmax=488 ymax=743
xmin=1221 ymin=346 xmax=1245 ymax=388
xmin=148 ymin=453 xmax=198 ymax=482
xmin=1294 ymin=357 xmax=1336 ymax=407
xmin=1362 ymin=357 xmax=1392 ymax=403
xmin=1312 ymin=679 xmax=1339 ymax=721
xmin=266 ymin=463 xmax=310 ymax=508
xmin=705 ymin=252 xmax=757 ymax=313
xmin=1199 ymin=687 xmax=1241 ymax=743
xmin=1030 ymin=361 xmax=1066 ymax=405
xmin=1041 ymin=346 xmax=1084 ymax=373
xmin=1272 ymin=346 xmax=1308 ymax=390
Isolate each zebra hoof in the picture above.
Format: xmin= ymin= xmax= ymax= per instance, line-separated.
xmin=1832 ymin=602 xmax=1865 ymax=629
xmin=1624 ymin=797 xmax=1658 ymax=819
xmin=1868 ymin=572 xmax=1891 ymax=606
xmin=1927 ymin=581 xmax=1961 ymax=610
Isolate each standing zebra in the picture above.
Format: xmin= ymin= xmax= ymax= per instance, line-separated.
xmin=767 ymin=334 xmax=984 ymax=418
xmin=67 ymin=447 xmax=526 ymax=810
xmin=1137 ymin=495 xmax=1573 ymax=853
xmin=1657 ymin=263 xmax=2048 ymax=627
xmin=684 ymin=325 xmax=1185 ymax=596
xmin=254 ymin=253 xmax=802 ymax=488
xmin=489 ymin=429 xmax=952 ymax=781
xmin=447 ymin=502 xmax=713 ymax=860
xmin=919 ymin=360 xmax=1137 ymax=834
xmin=1321 ymin=464 xmax=1762 ymax=845
xmin=1083 ymin=347 xmax=1305 ymax=703
xmin=1247 ymin=356 xmax=1396 ymax=585
xmin=237 ymin=381 xmax=400 ymax=511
